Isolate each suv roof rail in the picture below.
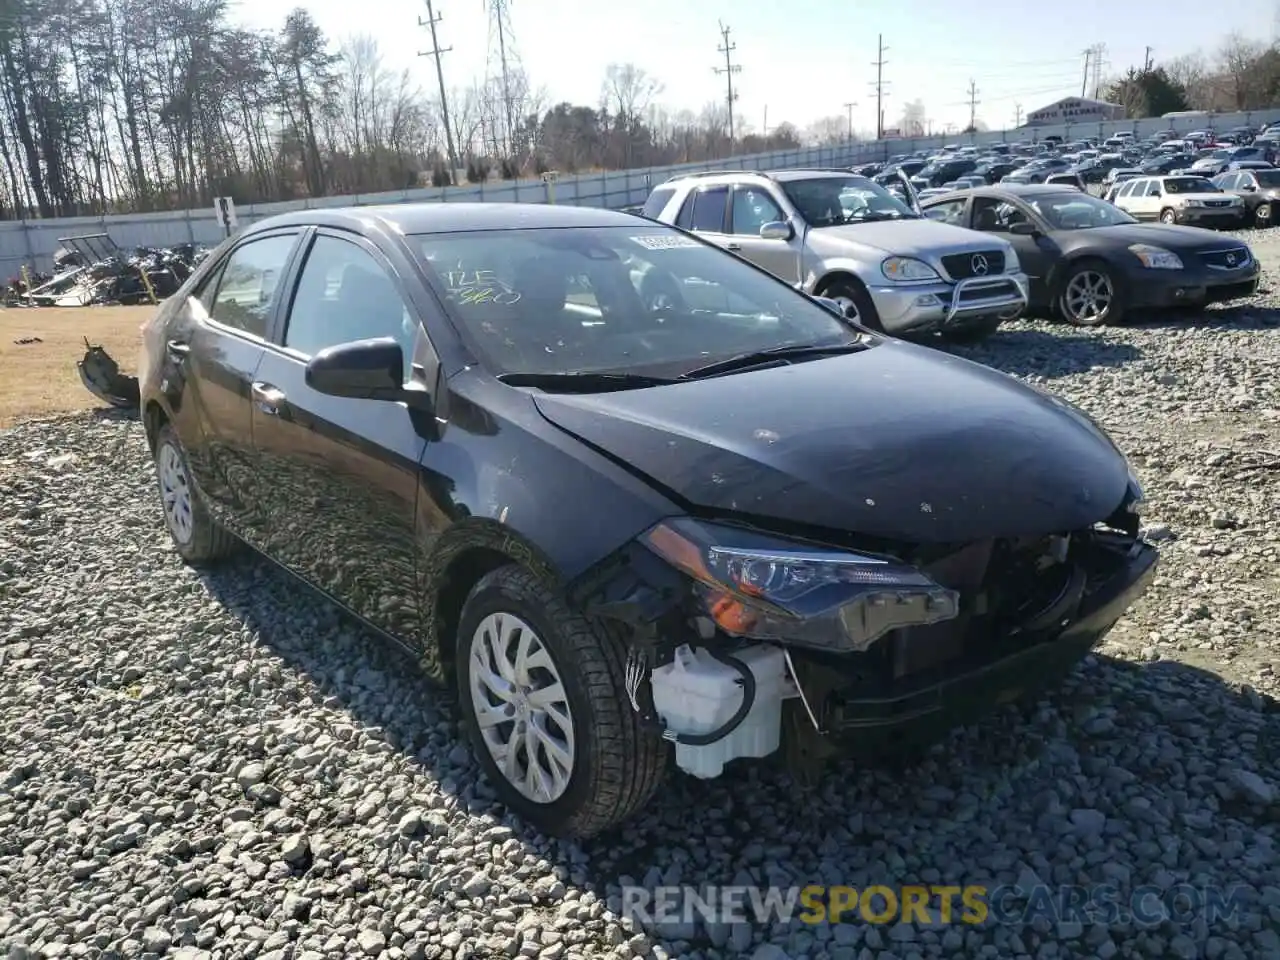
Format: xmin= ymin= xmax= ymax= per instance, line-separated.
xmin=663 ymin=169 xmax=775 ymax=183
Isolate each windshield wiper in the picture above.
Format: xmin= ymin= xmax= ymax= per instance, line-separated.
xmin=496 ymin=371 xmax=680 ymax=392
xmin=679 ymin=341 xmax=869 ymax=380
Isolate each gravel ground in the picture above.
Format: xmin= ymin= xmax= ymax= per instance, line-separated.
xmin=2 ymin=231 xmax=1279 ymax=960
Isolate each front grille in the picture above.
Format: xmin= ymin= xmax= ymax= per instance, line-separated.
xmin=1202 ymin=199 xmax=1233 ymax=208
xmin=1200 ymin=247 xmax=1251 ymax=269
xmin=956 ymin=279 xmax=1019 ymax=303
xmin=942 ymin=250 xmax=1006 ymax=280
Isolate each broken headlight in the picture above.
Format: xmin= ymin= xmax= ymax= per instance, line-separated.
xmin=641 ymin=518 xmax=959 ymax=653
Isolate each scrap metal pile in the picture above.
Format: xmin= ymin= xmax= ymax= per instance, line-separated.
xmin=2 ymin=233 xmax=209 ymax=307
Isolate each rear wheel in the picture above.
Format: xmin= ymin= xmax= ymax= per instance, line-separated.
xmin=1058 ymin=261 xmax=1124 ymax=326
xmin=456 ymin=564 xmax=667 ymax=838
xmin=153 ymin=424 xmax=237 ymax=564
xmin=818 ymin=277 xmax=882 ymax=331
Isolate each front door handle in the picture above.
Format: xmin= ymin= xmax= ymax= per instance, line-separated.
xmin=725 ymin=242 xmax=742 ymax=251
xmin=251 ymin=381 xmax=286 ymax=415
xmin=166 ymin=339 xmax=189 ymax=357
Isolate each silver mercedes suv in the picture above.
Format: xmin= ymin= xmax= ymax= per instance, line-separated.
xmin=643 ymin=169 xmax=1030 ymax=342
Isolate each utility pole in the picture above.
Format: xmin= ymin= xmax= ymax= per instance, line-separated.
xmin=1143 ymin=46 xmax=1153 ymax=72
xmin=1013 ymin=103 xmax=1023 ymax=127
xmin=1091 ymin=44 xmax=1107 ymax=98
xmin=966 ymin=79 xmax=980 ymax=131
xmin=870 ymin=35 xmax=888 ymax=140
xmin=713 ymin=22 xmax=742 ymax=150
xmin=1081 ymin=46 xmax=1092 ymax=97
xmin=843 ymin=101 xmax=857 ymax=139
xmin=418 ymin=0 xmax=458 ymax=177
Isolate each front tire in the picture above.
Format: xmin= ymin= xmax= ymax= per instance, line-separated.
xmin=456 ymin=564 xmax=667 ymax=838
xmin=818 ymin=277 xmax=882 ymax=331
xmin=1160 ymin=208 xmax=1177 ymax=224
xmin=1057 ymin=261 xmax=1125 ymax=326
xmin=153 ymin=424 xmax=238 ymax=564
xmin=1255 ymin=203 xmax=1272 ymax=228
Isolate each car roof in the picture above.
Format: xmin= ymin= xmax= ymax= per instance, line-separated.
xmin=244 ymin=201 xmax=645 ymax=236
xmin=919 ymin=183 xmax=1092 ymax=206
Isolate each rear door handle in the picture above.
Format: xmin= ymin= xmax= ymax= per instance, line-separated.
xmin=251 ymin=381 xmax=286 ymax=415
xmin=166 ymin=339 xmax=189 ymax=357
xmin=725 ymin=242 xmax=742 ymax=251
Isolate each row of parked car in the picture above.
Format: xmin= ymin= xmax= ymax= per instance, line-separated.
xmin=852 ymin=123 xmax=1280 ymax=230
xmin=637 ymin=161 xmax=1260 ymax=333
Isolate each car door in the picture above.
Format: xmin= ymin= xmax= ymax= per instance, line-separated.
xmin=969 ymin=197 xmax=1057 ymax=305
xmin=250 ymin=229 xmax=435 ymax=641
xmin=163 ymin=231 xmax=302 ymax=535
xmin=725 ymin=183 xmax=801 ymax=282
xmin=1122 ymin=179 xmax=1152 ymax=219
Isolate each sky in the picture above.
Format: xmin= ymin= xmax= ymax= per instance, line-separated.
xmin=229 ymin=0 xmax=1275 ymax=135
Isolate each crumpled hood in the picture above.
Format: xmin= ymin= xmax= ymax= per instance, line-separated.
xmin=809 ymin=218 xmax=1010 ymax=258
xmin=532 ymin=340 xmax=1131 ymax=544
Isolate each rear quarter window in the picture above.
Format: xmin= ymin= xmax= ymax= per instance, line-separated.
xmin=642 ymin=186 xmax=677 ymax=219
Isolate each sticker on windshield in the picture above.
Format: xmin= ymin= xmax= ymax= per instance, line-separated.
xmin=630 ymin=235 xmax=702 ymax=250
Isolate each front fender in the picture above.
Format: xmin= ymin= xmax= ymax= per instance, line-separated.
xmin=809 ymin=256 xmax=877 ymax=293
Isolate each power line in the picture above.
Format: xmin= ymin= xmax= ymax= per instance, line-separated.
xmin=843 ymin=101 xmax=857 ymax=139
xmin=966 ymin=79 xmax=980 ymax=130
xmin=417 ymin=0 xmax=458 ymax=174
xmin=713 ymin=21 xmax=742 ymax=150
xmin=870 ymin=34 xmax=888 ymax=140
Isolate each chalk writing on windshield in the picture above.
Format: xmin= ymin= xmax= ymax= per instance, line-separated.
xmin=442 ymin=268 xmax=522 ymax=305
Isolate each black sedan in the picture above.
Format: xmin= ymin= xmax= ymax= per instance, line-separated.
xmin=1212 ymin=167 xmax=1280 ymax=228
xmin=139 ymin=202 xmax=1156 ymax=837
xmin=921 ymin=185 xmax=1261 ymax=325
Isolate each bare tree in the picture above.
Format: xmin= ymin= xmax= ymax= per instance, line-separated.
xmin=898 ymin=99 xmax=926 ymax=137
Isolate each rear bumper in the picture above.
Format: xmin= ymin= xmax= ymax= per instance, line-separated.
xmin=809 ymin=540 xmax=1158 ymax=749
xmin=871 ymin=273 xmax=1030 ymax=335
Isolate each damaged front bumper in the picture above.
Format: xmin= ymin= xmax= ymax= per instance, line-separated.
xmin=575 ymin=508 xmax=1157 ymax=778
xmin=803 ymin=534 xmax=1157 ymax=750
xmin=77 ymin=340 xmax=140 ymax=409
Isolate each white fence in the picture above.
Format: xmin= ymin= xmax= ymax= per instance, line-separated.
xmin=3 ymin=108 xmax=1279 ymax=280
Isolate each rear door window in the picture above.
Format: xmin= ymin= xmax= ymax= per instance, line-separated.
xmin=689 ymin=186 xmax=729 ymax=233
xmin=209 ymin=234 xmax=298 ymax=339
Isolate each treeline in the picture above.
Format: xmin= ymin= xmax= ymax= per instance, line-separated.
xmin=1104 ymin=34 xmax=1280 ymax=119
xmin=0 ymin=0 xmax=804 ymax=219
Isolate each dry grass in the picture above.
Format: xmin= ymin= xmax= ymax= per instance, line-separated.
xmin=0 ymin=305 xmax=157 ymax=427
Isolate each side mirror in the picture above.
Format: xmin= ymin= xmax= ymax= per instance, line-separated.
xmin=759 ymin=220 xmax=794 ymax=241
xmin=305 ymin=337 xmax=431 ymax=410
xmin=1008 ymin=221 xmax=1039 ymax=237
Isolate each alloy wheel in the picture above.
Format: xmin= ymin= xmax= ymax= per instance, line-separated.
xmin=468 ymin=612 xmax=576 ymax=803
xmin=1062 ymin=270 xmax=1114 ymax=325
xmin=830 ymin=295 xmax=862 ymax=324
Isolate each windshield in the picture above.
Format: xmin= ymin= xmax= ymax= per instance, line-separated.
xmin=779 ymin=176 xmax=917 ymax=226
xmin=413 ymin=226 xmax=857 ymax=378
xmin=1163 ymin=177 xmax=1218 ymax=193
xmin=1028 ymin=194 xmax=1138 ymax=229
xmin=1255 ymin=171 xmax=1280 ymax=187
